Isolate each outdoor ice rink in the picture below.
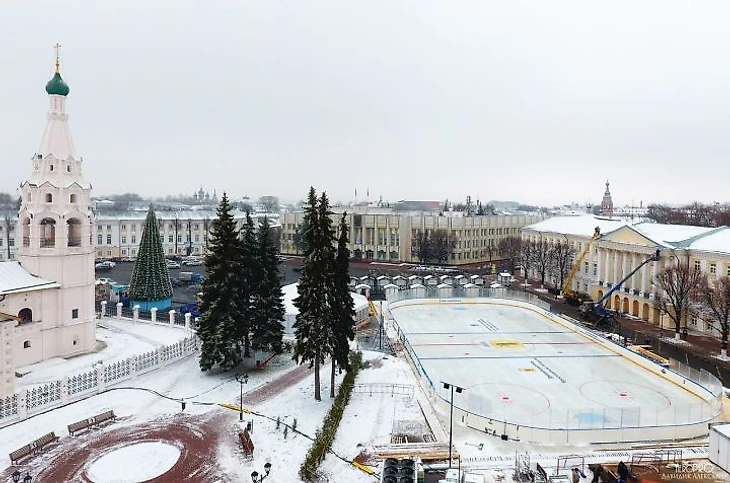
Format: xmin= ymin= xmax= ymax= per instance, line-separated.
xmin=391 ymin=300 xmax=718 ymax=432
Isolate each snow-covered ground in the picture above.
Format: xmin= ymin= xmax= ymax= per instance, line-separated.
xmin=0 ymin=312 xmax=725 ymax=482
xmin=15 ymin=318 xmax=191 ymax=387
xmin=86 ymin=442 xmax=181 ymax=481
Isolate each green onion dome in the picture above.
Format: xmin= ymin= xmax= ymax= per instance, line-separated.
xmin=45 ymin=69 xmax=69 ymax=96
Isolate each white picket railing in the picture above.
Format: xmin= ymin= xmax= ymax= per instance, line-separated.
xmin=0 ymin=336 xmax=198 ymax=428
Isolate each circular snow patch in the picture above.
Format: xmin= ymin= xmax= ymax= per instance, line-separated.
xmin=87 ymin=442 xmax=180 ymax=482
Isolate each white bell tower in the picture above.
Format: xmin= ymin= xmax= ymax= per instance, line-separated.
xmin=15 ymin=45 xmax=97 ymax=356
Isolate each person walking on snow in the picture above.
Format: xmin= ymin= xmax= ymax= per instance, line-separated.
xmin=572 ymin=468 xmax=581 ymax=483
xmin=591 ymin=464 xmax=603 ymax=483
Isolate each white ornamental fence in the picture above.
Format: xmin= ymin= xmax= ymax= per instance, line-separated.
xmin=0 ymin=336 xmax=198 ymax=428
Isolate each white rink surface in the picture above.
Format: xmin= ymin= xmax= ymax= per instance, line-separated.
xmin=392 ymin=301 xmax=712 ymax=428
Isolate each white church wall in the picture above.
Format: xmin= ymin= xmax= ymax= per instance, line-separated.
xmin=13 ymin=323 xmax=43 ymax=368
xmin=0 ymin=322 xmax=15 ymax=398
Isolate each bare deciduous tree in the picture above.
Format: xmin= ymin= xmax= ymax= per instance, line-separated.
xmin=518 ymin=239 xmax=534 ymax=284
xmin=411 ymin=230 xmax=431 ymax=263
xmin=696 ymin=275 xmax=730 ymax=358
xmin=655 ymin=255 xmax=705 ymax=339
xmin=498 ymin=236 xmax=522 ymax=273
xmin=549 ymin=236 xmax=576 ymax=291
xmin=431 ymin=229 xmax=455 ymax=264
xmin=531 ymin=236 xmax=552 ymax=288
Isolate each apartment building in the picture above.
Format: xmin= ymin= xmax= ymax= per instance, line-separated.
xmin=280 ymin=209 xmax=543 ymax=265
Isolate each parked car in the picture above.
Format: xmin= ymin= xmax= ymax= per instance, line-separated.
xmin=96 ymin=278 xmax=115 ymax=285
xmin=179 ymin=271 xmax=205 ymax=284
xmin=166 ymin=260 xmax=181 ymax=269
xmin=120 ymin=257 xmax=135 ymax=262
xmin=182 ymin=258 xmax=203 ymax=267
xmin=95 ymin=261 xmax=115 ymax=271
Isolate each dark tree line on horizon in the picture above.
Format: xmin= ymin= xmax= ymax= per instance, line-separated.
xmin=647 ymin=202 xmax=730 ymax=227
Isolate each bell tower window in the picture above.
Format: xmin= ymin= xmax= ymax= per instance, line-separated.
xmin=70 ymin=194 xmax=77 ymax=203
xmin=45 ymin=193 xmax=53 ymax=203
xmin=67 ymin=218 xmax=81 ymax=247
xmin=40 ymin=218 xmax=56 ymax=248
xmin=50 ymin=165 xmax=54 ymax=172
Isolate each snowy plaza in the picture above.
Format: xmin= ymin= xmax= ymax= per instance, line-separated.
xmin=390 ymin=296 xmax=723 ymax=444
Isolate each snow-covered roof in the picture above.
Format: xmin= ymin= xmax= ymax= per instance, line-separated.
xmin=687 ymin=227 xmax=730 ymax=254
xmin=0 ymin=261 xmax=60 ymax=295
xmin=524 ymin=214 xmax=627 ymax=238
xmin=281 ymin=283 xmax=369 ymax=316
xmin=633 ymin=222 xmax=718 ymax=248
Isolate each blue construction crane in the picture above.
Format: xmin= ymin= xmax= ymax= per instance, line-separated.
xmin=579 ymin=249 xmax=661 ymax=324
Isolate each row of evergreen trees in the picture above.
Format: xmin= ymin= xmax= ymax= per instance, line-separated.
xmin=293 ymin=188 xmax=355 ymax=401
xmin=198 ymin=188 xmax=356 ymax=403
xmin=198 ymin=193 xmax=286 ymax=371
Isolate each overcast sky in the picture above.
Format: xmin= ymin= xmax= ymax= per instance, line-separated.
xmin=1 ymin=1 xmax=729 ymax=207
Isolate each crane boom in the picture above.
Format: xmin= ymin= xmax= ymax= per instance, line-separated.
xmin=580 ymin=249 xmax=661 ymax=322
xmin=562 ymin=226 xmax=601 ymax=304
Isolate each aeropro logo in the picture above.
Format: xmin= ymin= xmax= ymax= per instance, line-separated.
xmin=663 ymin=462 xmax=717 ymax=480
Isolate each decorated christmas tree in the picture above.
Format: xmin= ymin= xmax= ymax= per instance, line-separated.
xmin=128 ymin=206 xmax=173 ymax=311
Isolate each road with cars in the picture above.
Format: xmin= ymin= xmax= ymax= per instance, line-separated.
xmin=94 ymin=255 xmax=489 ymax=307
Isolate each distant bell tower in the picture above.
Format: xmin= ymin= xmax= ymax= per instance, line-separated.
xmin=600 ymin=181 xmax=614 ymax=217
xmin=16 ymin=45 xmax=96 ymax=356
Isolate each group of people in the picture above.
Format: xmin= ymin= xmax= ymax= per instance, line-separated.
xmin=572 ymin=461 xmax=631 ymax=483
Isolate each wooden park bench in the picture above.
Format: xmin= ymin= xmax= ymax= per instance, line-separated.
xmin=9 ymin=431 xmax=59 ymax=464
xmin=68 ymin=410 xmax=116 ymax=436
xmin=94 ymin=410 xmax=116 ymax=427
xmin=9 ymin=444 xmax=33 ymax=465
xmin=238 ymin=429 xmax=255 ymax=460
xmin=31 ymin=431 xmax=59 ymax=454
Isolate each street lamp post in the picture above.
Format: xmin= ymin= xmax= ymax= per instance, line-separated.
xmin=379 ymin=301 xmax=384 ymax=350
xmin=442 ymin=381 xmax=466 ymax=469
xmin=251 ymin=462 xmax=272 ymax=482
xmin=235 ymin=373 xmax=249 ymax=422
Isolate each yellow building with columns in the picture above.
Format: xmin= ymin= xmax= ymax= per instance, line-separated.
xmin=523 ymin=215 xmax=730 ymax=333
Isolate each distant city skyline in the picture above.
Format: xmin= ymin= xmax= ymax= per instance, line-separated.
xmin=2 ymin=1 xmax=730 ymax=207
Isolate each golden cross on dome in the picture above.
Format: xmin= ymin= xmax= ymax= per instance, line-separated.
xmin=54 ymin=42 xmax=62 ymax=72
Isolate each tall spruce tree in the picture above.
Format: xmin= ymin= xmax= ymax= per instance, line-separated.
xmin=293 ymin=187 xmax=331 ymax=401
xmin=329 ymin=212 xmax=355 ymax=397
xmin=238 ymin=212 xmax=257 ymax=358
xmin=128 ymin=206 xmax=173 ymax=303
xmin=251 ymin=216 xmax=285 ymax=354
xmin=198 ymin=193 xmax=245 ymax=371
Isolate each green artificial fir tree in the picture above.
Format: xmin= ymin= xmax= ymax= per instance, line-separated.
xmin=128 ymin=206 xmax=173 ymax=309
